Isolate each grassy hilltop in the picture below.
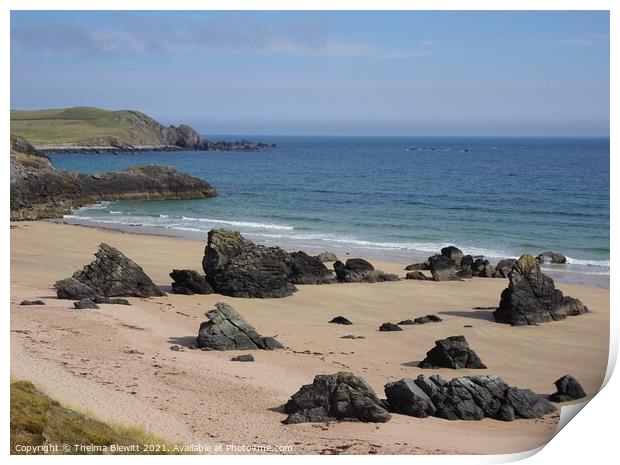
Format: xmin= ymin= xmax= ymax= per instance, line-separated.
xmin=10 ymin=107 xmax=203 ymax=148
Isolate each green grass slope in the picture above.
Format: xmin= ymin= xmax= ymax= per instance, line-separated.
xmin=10 ymin=381 xmax=178 ymax=455
xmin=10 ymin=107 xmax=179 ymax=147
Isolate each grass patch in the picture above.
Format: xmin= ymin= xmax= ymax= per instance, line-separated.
xmin=10 ymin=380 xmax=181 ymax=455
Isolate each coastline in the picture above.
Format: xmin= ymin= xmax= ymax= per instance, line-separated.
xmin=10 ymin=220 xmax=610 ymax=454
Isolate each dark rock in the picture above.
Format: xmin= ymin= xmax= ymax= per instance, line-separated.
xmin=340 ymin=335 xmax=365 ymax=339
xmin=537 ymin=251 xmax=567 ymax=264
xmin=93 ymin=296 xmax=131 ymax=305
xmin=384 ymin=378 xmax=436 ymax=418
xmin=170 ymin=345 xmax=183 ymax=351
xmin=429 ymin=255 xmax=459 ymax=281
xmin=399 ymin=319 xmax=415 ymax=325
xmin=549 ymin=375 xmax=587 ymax=402
xmin=334 ymin=259 xmax=400 ymax=283
xmin=55 ymin=244 xmax=164 ymax=299
xmin=283 ymin=372 xmax=391 ymax=424
xmin=329 ymin=316 xmax=353 ymax=325
xmin=20 ymin=300 xmax=45 ymax=306
xmin=405 ymin=262 xmax=429 ymax=271
xmin=73 ymin=298 xmax=99 ymax=309
xmin=169 ymin=269 xmax=213 ymax=295
xmin=419 ymin=335 xmax=486 ymax=369
xmin=195 ymin=302 xmax=283 ymax=350
xmin=459 ymin=255 xmax=475 ymax=278
xmin=441 ymin=246 xmax=465 ymax=267
xmin=379 ymin=322 xmax=402 ymax=332
xmin=231 ymin=354 xmax=255 ymax=362
xmin=316 ymin=252 xmax=338 ymax=262
xmin=494 ymin=254 xmax=589 ymax=325
xmin=202 ymin=229 xmax=296 ymax=298
xmin=492 ymin=259 xmax=517 ymax=278
xmin=289 ymin=251 xmax=333 ymax=284
xmin=405 ymin=271 xmax=431 ymax=280
xmin=398 ymin=314 xmax=442 ymax=325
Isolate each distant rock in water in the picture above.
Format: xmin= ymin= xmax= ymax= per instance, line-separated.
xmin=55 ymin=243 xmax=164 ymax=299
xmin=419 ymin=335 xmax=486 ymax=369
xmin=283 ymin=372 xmax=391 ymax=424
xmin=333 ymin=258 xmax=400 ymax=283
xmin=385 ymin=375 xmax=556 ymax=421
xmin=536 ymin=251 xmax=567 ymax=264
xmin=549 ymin=375 xmax=587 ymax=402
xmin=316 ymin=252 xmax=338 ymax=262
xmin=493 ymin=254 xmax=589 ymax=325
xmin=289 ymin=251 xmax=334 ymax=285
xmin=196 ymin=302 xmax=283 ymax=350
xmin=329 ymin=316 xmax=353 ymax=325
xmin=202 ymin=229 xmax=296 ymax=298
xmin=169 ymin=269 xmax=213 ymax=295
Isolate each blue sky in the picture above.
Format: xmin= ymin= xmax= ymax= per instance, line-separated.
xmin=10 ymin=10 xmax=610 ymax=136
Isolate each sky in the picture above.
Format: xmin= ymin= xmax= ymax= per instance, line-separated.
xmin=10 ymin=10 xmax=610 ymax=136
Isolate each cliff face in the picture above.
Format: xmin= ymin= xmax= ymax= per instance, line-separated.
xmin=10 ymin=136 xmax=217 ymax=221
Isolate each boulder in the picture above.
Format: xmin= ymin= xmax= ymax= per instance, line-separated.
xmin=419 ymin=335 xmax=486 ymax=369
xmin=384 ymin=378 xmax=436 ymax=418
xmin=329 ymin=316 xmax=353 ymax=325
xmin=73 ymin=298 xmax=99 ymax=309
xmin=231 ymin=354 xmax=255 ymax=362
xmin=55 ymin=244 xmax=164 ymax=299
xmin=537 ymin=251 xmax=567 ymax=264
xmin=379 ymin=322 xmax=402 ymax=332
xmin=459 ymin=255 xmax=475 ymax=278
xmin=493 ymin=254 xmax=589 ymax=325
xmin=195 ymin=302 xmax=283 ymax=350
xmin=549 ymin=375 xmax=587 ymax=402
xmin=405 ymin=271 xmax=431 ymax=280
xmin=316 ymin=252 xmax=338 ymax=262
xmin=399 ymin=314 xmax=442 ymax=325
xmin=283 ymin=372 xmax=391 ymax=424
xmin=441 ymin=246 xmax=465 ymax=267
xmin=202 ymin=229 xmax=296 ymax=298
xmin=405 ymin=262 xmax=430 ymax=271
xmin=333 ymin=259 xmax=400 ymax=283
xmin=429 ymin=255 xmax=459 ymax=281
xmin=289 ymin=251 xmax=333 ymax=284
xmin=492 ymin=259 xmax=517 ymax=278
xmin=169 ymin=269 xmax=213 ymax=295
xmin=20 ymin=300 xmax=45 ymax=306
xmin=410 ymin=374 xmax=556 ymax=421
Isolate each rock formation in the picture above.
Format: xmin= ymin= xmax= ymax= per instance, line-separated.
xmin=429 ymin=255 xmax=460 ymax=281
xmin=493 ymin=254 xmax=589 ymax=325
xmin=492 ymin=259 xmax=517 ymax=278
xmin=195 ymin=302 xmax=283 ymax=350
xmin=385 ymin=374 xmax=556 ymax=421
xmin=169 ymin=269 xmax=213 ymax=295
xmin=549 ymin=375 xmax=587 ymax=402
xmin=316 ymin=252 xmax=338 ymax=262
xmin=202 ymin=229 xmax=296 ymax=298
xmin=419 ymin=335 xmax=486 ymax=369
xmin=333 ymin=258 xmax=400 ymax=283
xmin=289 ymin=251 xmax=334 ymax=284
xmin=405 ymin=262 xmax=430 ymax=271
xmin=283 ymin=372 xmax=391 ymax=424
xmin=55 ymin=243 xmax=164 ymax=299
xmin=536 ymin=251 xmax=567 ymax=264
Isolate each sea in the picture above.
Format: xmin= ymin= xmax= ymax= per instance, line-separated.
xmin=50 ymin=136 xmax=610 ymax=287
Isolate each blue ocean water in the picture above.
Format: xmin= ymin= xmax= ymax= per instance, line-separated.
xmin=51 ymin=136 xmax=610 ymax=280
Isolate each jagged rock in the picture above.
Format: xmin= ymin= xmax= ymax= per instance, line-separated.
xmin=202 ymin=229 xmax=296 ymax=298
xmin=419 ymin=335 xmax=486 ymax=369
xmin=537 ymin=251 xmax=567 ymax=264
xmin=55 ymin=244 xmax=164 ymax=299
xmin=549 ymin=375 xmax=587 ymax=402
xmin=329 ymin=316 xmax=353 ymax=325
xmin=441 ymin=246 xmax=465 ymax=267
xmin=316 ymin=252 xmax=338 ymax=262
xmin=231 ymin=354 xmax=255 ymax=362
xmin=379 ymin=322 xmax=402 ymax=332
xmin=405 ymin=271 xmax=431 ymax=280
xmin=494 ymin=254 xmax=589 ymax=325
xmin=283 ymin=372 xmax=391 ymax=424
xmin=195 ymin=302 xmax=283 ymax=350
xmin=410 ymin=374 xmax=556 ymax=421
xmin=333 ymin=259 xmax=400 ymax=283
xmin=429 ymin=255 xmax=460 ymax=281
xmin=472 ymin=258 xmax=495 ymax=278
xmin=289 ymin=251 xmax=333 ymax=284
xmin=399 ymin=314 xmax=442 ymax=325
xmin=384 ymin=378 xmax=436 ymax=418
xmin=19 ymin=300 xmax=45 ymax=306
xmin=169 ymin=269 xmax=213 ymax=295
xmin=405 ymin=262 xmax=429 ymax=271
xmin=493 ymin=259 xmax=517 ymax=278
xmin=93 ymin=296 xmax=131 ymax=305
xmin=73 ymin=298 xmax=99 ymax=309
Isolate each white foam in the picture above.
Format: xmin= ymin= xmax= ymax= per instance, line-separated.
xmin=180 ymin=216 xmax=294 ymax=231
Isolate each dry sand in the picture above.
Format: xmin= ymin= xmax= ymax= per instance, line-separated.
xmin=10 ymin=221 xmax=610 ymax=455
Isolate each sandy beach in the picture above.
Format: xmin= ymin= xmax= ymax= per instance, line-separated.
xmin=10 ymin=221 xmax=610 ymax=455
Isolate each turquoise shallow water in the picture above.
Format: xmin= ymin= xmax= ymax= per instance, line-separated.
xmin=50 ymin=136 xmax=610 ymax=284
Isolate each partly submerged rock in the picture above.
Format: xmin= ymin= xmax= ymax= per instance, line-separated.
xmin=329 ymin=316 xmax=353 ymax=325
xmin=537 ymin=251 xmax=567 ymax=264
xmin=333 ymin=259 xmax=400 ymax=283
xmin=55 ymin=244 xmax=164 ymax=299
xmin=419 ymin=335 xmax=486 ymax=369
xmin=195 ymin=302 xmax=283 ymax=350
xmin=549 ymin=375 xmax=587 ymax=402
xmin=169 ymin=269 xmax=213 ymax=295
xmin=283 ymin=372 xmax=391 ymax=424
xmin=289 ymin=251 xmax=333 ymax=285
xmin=202 ymin=229 xmax=296 ymax=298
xmin=493 ymin=254 xmax=589 ymax=325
